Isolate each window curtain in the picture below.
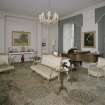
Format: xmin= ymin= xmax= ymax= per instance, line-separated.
xmin=58 ymin=14 xmax=83 ymax=53
xmin=95 ymin=6 xmax=105 ymax=23
xmin=95 ymin=6 xmax=105 ymax=57
xmin=63 ymin=24 xmax=74 ymax=53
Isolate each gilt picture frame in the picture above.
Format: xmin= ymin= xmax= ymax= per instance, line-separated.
xmin=82 ymin=31 xmax=96 ymax=48
xmin=12 ymin=31 xmax=31 ymax=46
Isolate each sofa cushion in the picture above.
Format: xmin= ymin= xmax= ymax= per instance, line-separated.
xmin=0 ymin=55 xmax=9 ymax=65
xmin=31 ymin=65 xmax=58 ymax=80
xmin=41 ymin=55 xmax=62 ymax=69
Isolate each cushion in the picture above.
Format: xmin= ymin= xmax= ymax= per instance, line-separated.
xmin=31 ymin=65 xmax=58 ymax=80
xmin=0 ymin=55 xmax=9 ymax=65
xmin=41 ymin=55 xmax=62 ymax=69
xmin=53 ymin=51 xmax=58 ymax=56
xmin=62 ymin=58 xmax=70 ymax=67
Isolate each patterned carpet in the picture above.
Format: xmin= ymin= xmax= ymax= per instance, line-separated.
xmin=0 ymin=62 xmax=105 ymax=105
xmin=64 ymin=89 xmax=96 ymax=104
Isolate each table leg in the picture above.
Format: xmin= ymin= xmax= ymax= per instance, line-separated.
xmin=57 ymin=71 xmax=68 ymax=95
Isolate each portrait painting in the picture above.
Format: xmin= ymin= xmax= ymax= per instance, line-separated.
xmin=82 ymin=31 xmax=96 ymax=48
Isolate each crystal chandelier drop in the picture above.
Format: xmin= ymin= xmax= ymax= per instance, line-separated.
xmin=38 ymin=0 xmax=59 ymax=24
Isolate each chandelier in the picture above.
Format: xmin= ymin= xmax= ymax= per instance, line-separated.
xmin=38 ymin=0 xmax=59 ymax=24
xmin=39 ymin=11 xmax=59 ymax=24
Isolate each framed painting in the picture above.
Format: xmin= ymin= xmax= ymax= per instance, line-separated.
xmin=82 ymin=31 xmax=96 ymax=48
xmin=12 ymin=31 xmax=31 ymax=46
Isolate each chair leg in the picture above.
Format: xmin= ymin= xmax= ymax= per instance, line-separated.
xmin=66 ymin=71 xmax=70 ymax=81
xmin=88 ymin=73 xmax=89 ymax=79
xmin=97 ymin=76 xmax=99 ymax=80
xmin=58 ymin=72 xmax=60 ymax=81
xmin=87 ymin=64 xmax=90 ymax=80
xmin=104 ymin=71 xmax=105 ymax=79
xmin=96 ymin=69 xmax=99 ymax=81
xmin=88 ymin=70 xmax=90 ymax=80
xmin=103 ymin=71 xmax=105 ymax=80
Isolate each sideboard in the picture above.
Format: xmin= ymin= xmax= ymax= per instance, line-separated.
xmin=8 ymin=52 xmax=35 ymax=63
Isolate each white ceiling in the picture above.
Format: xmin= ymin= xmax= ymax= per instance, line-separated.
xmin=0 ymin=0 xmax=104 ymax=18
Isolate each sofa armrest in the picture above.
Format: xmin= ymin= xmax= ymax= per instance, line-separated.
xmin=97 ymin=65 xmax=105 ymax=71
xmin=88 ymin=63 xmax=97 ymax=68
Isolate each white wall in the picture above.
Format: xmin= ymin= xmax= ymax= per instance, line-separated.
xmin=48 ymin=23 xmax=58 ymax=53
xmin=1 ymin=3 xmax=105 ymax=54
xmin=37 ymin=23 xmax=49 ymax=55
xmin=0 ymin=12 xmax=49 ymax=55
xmin=81 ymin=9 xmax=98 ymax=53
xmin=0 ymin=15 xmax=5 ymax=53
xmin=5 ymin=16 xmax=36 ymax=52
xmin=62 ymin=2 xmax=105 ymax=53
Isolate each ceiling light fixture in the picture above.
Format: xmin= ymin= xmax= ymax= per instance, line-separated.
xmin=38 ymin=0 xmax=59 ymax=24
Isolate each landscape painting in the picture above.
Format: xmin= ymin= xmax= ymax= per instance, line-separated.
xmin=12 ymin=31 xmax=31 ymax=46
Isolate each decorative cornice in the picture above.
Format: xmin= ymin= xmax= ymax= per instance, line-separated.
xmin=0 ymin=11 xmax=37 ymax=21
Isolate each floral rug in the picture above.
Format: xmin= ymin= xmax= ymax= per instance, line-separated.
xmin=64 ymin=89 xmax=96 ymax=105
xmin=0 ymin=63 xmax=105 ymax=105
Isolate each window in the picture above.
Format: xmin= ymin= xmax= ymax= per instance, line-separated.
xmin=63 ymin=24 xmax=74 ymax=53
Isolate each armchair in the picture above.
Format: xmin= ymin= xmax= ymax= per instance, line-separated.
xmin=88 ymin=57 xmax=105 ymax=78
xmin=0 ymin=54 xmax=14 ymax=73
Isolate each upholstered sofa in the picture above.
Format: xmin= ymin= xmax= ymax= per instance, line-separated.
xmin=0 ymin=54 xmax=14 ymax=72
xmin=30 ymin=54 xmax=62 ymax=80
